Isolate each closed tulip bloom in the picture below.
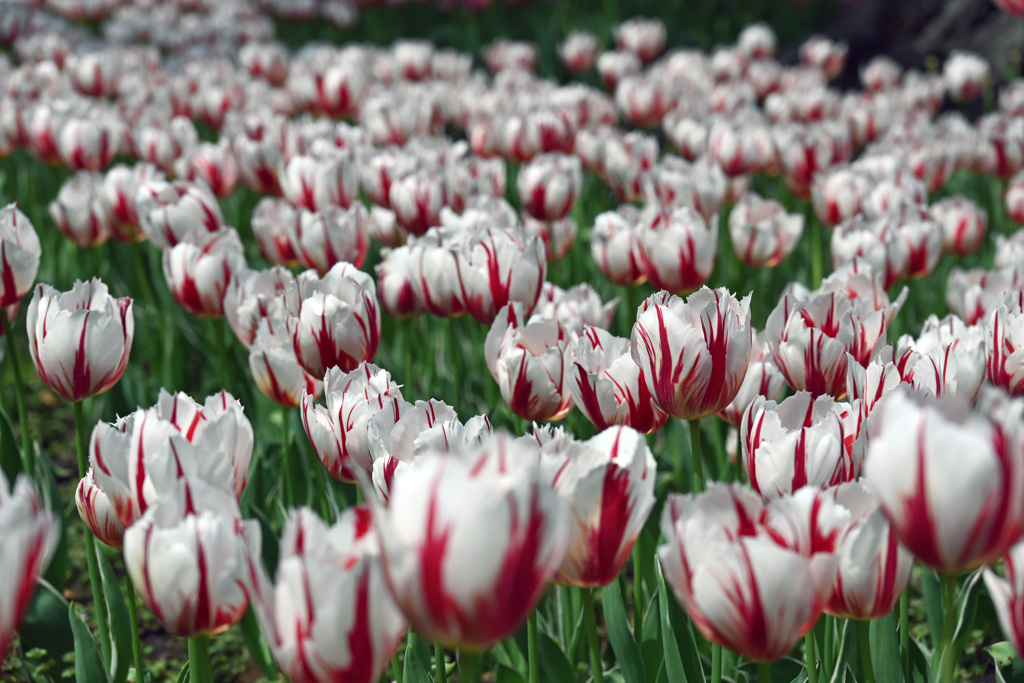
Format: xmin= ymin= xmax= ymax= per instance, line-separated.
xmin=614 ymin=17 xmax=666 ymax=63
xmin=76 ymin=467 xmax=125 ymax=548
xmin=800 ymin=35 xmax=847 ymax=80
xmin=559 ymin=31 xmax=600 ymax=73
xmin=708 ymin=119 xmax=775 ymax=177
xmin=486 ymin=303 xmax=574 ymax=422
xmin=250 ymin=317 xmax=322 ymax=409
xmin=407 ymin=227 xmax=465 ymax=318
xmin=597 ymin=50 xmax=642 ymax=90
xmin=250 ymin=197 xmax=299 ymax=267
xmin=571 ymin=326 xmax=668 ymax=434
xmin=360 ymin=148 xmax=420 ymax=209
xmin=943 ymin=51 xmax=990 ymax=103
xmin=983 ymin=541 xmax=1024 ymax=658
xmin=865 ymin=386 xmax=1024 ymax=571
xmin=447 ymin=155 xmax=507 ymax=214
xmin=741 ymin=392 xmax=863 ymax=500
xmin=124 ymin=477 xmax=259 ymax=637
xmin=136 ymin=179 xmax=224 ymax=250
xmin=824 ymin=482 xmax=913 ymax=620
xmin=375 ymin=245 xmax=424 ymax=319
xmin=0 ymin=204 xmax=40 ymax=308
xmin=0 ymin=472 xmax=57 ymax=660
xmin=1007 ymin=172 xmax=1024 ymax=225
xmin=289 ymin=205 xmax=369 ymax=275
xmin=737 ymin=22 xmax=777 ymax=59
xmin=454 ymin=227 xmax=547 ymax=324
xmin=248 ymin=506 xmax=406 ymax=683
xmin=659 ymin=484 xmax=822 ymax=662
xmin=631 ymin=287 xmax=752 ymax=420
xmin=591 ymin=208 xmax=646 ymax=287
xmin=288 ymin=263 xmax=381 ymax=379
xmin=532 ymin=283 xmax=617 ymax=335
xmin=302 ymin=362 xmax=404 ymax=483
xmin=973 ymin=115 xmax=1024 ymax=180
xmin=546 ymin=426 xmax=656 ymax=586
xmin=930 ymin=196 xmax=987 ymax=257
xmin=766 ymin=289 xmax=890 ymax=398
xmin=131 ymin=115 xmax=198 ymax=175
xmin=100 ymin=163 xmax=163 ymax=242
xmin=388 ymin=168 xmax=448 ymax=237
xmin=897 ymin=314 xmax=986 ymax=402
xmin=57 ymin=113 xmax=120 ymax=171
xmin=280 ymin=149 xmax=358 ymax=212
xmin=811 ymin=167 xmax=868 ymax=228
xmin=946 ymin=265 xmax=1024 ymax=326
xmin=986 ymin=292 xmax=1024 ymax=396
xmin=729 ymin=192 xmax=803 ymax=268
xmin=224 ymin=266 xmax=295 ymax=349
xmin=719 ymin=331 xmax=786 ymax=428
xmin=517 ymin=153 xmax=581 ymax=222
xmin=27 ymin=278 xmax=133 ymax=402
xmin=175 ymin=140 xmax=239 ymax=199
xmin=49 ymin=172 xmax=113 ymax=248
xmin=162 ymin=228 xmax=246 ymax=318
xmin=635 ymin=205 xmax=717 ymax=294
xmin=373 ymin=433 xmax=570 ymax=649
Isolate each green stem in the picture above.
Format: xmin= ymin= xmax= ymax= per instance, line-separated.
xmin=213 ymin=318 xmax=227 ymax=391
xmin=900 ymin=590 xmax=909 ymax=683
xmin=434 ymin=642 xmax=446 ymax=683
xmin=280 ymin=405 xmax=295 ymax=507
xmin=448 ymin=317 xmax=460 ymax=411
xmin=527 ymin=611 xmax=540 ymax=683
xmin=804 ymin=632 xmax=818 ymax=683
xmin=758 ymin=661 xmax=772 ymax=683
xmin=809 ymin=205 xmax=823 ymax=288
xmin=188 ymin=635 xmax=214 ymax=683
xmin=938 ymin=573 xmax=959 ymax=683
xmin=125 ymin=579 xmax=146 ymax=683
xmin=689 ymin=419 xmax=705 ymax=493
xmin=1 ymin=308 xmax=33 ymax=477
xmin=75 ymin=401 xmax=111 ymax=669
xmin=822 ymin=615 xmax=835 ymax=676
xmin=632 ymin=538 xmax=645 ymax=635
xmin=711 ymin=640 xmax=723 ymax=683
xmin=392 ymin=652 xmax=404 ymax=683
xmin=581 ymin=588 xmax=605 ymax=683
xmin=856 ymin=620 xmax=875 ymax=683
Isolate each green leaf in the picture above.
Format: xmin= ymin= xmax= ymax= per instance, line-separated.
xmin=920 ymin=569 xmax=943 ymax=646
xmin=38 ymin=455 xmax=68 ymax=591
xmin=174 ymin=661 xmax=190 ymax=683
xmin=456 ymin=650 xmax=485 ymax=683
xmin=403 ymin=640 xmax=432 ymax=683
xmin=239 ymin=606 xmax=277 ymax=679
xmin=656 ymin=564 xmax=687 ymax=683
xmin=602 ymin=580 xmax=646 ymax=683
xmin=537 ymin=631 xmax=575 ymax=682
xmin=494 ymin=663 xmax=526 ymax=683
xmin=987 ymin=641 xmax=1016 ymax=669
xmin=907 ymin=638 xmax=932 ymax=683
xmin=662 ymin=572 xmax=707 ymax=683
xmin=94 ymin=548 xmax=131 ymax=683
xmin=640 ymin=593 xmax=663 ymax=683
xmin=869 ymin=613 xmax=903 ymax=683
xmin=69 ymin=603 xmax=109 ymax=683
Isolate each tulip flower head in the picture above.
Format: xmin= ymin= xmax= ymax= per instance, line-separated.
xmin=0 ymin=203 xmax=40 ymax=309
xmin=163 ymin=227 xmax=247 ymax=318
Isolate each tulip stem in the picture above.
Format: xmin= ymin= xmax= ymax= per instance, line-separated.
xmin=280 ymin=405 xmax=296 ymax=507
xmin=434 ymin=642 xmax=446 ymax=683
xmin=0 ymin=308 xmax=33 ymax=478
xmin=758 ymin=661 xmax=772 ymax=683
xmin=688 ymin=419 xmax=705 ymax=493
xmin=447 ymin=317 xmax=460 ymax=412
xmin=392 ymin=652 xmax=404 ymax=683
xmin=938 ymin=573 xmax=959 ymax=683
xmin=899 ymin=590 xmax=909 ymax=682
xmin=124 ymin=578 xmax=146 ymax=683
xmin=188 ymin=635 xmax=214 ymax=683
xmin=632 ymin=536 xmax=646 ymax=634
xmin=808 ymin=204 xmax=823 ymax=288
xmin=711 ymin=641 xmax=723 ymax=683
xmin=856 ymin=620 xmax=874 ymax=683
xmin=213 ymin=318 xmax=228 ymax=391
xmin=804 ymin=632 xmax=818 ymax=683
xmin=581 ymin=588 xmax=605 ymax=683
xmin=75 ymin=400 xmax=112 ymax=669
xmin=527 ymin=610 xmax=540 ymax=683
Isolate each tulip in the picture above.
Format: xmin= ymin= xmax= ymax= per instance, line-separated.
xmin=130 ymin=115 xmax=197 ymax=175
xmin=631 ymin=287 xmax=752 ymax=420
xmin=559 ymin=31 xmax=600 ymax=73
xmin=287 ymin=263 xmax=381 ymax=379
xmin=175 ymin=140 xmax=240 ymax=199
xmin=223 ymin=266 xmax=295 ymax=349
xmin=800 ymin=35 xmax=847 ymax=80
xmin=728 ymin=192 xmax=804 ymax=268
xmin=947 ymin=265 xmax=1024 ymax=326
xmin=570 ymin=326 xmax=668 ymax=434
xmin=302 ymin=362 xmax=404 ymax=483
xmin=659 ymin=483 xmax=823 ymax=661
xmin=360 ymin=148 xmax=420 ymax=209
xmin=930 ymin=196 xmax=987 ymax=257
xmin=0 ymin=204 xmax=40 ymax=308
xmin=232 ymin=116 xmax=285 ymax=196
xmin=635 ymin=204 xmax=718 ymax=295
xmin=389 ymin=168 xmax=448 ymax=237
xmin=718 ymin=331 xmax=786 ymax=428
xmin=0 ymin=472 xmax=57 ymax=660
xmin=499 ymin=108 xmax=576 ymax=163
xmin=707 ymin=119 xmax=775 ymax=177
xmin=983 ymin=541 xmax=1024 ymax=660
xmin=517 ymin=153 xmax=582 ymax=222
xmin=597 ymin=51 xmax=642 ymax=90
xmin=737 ymin=22 xmax=777 ymax=59
xmin=614 ymin=17 xmax=666 ymax=63
xmin=864 ymin=386 xmax=1024 ymax=572
xmin=289 ymin=205 xmax=369 ymax=275
xmin=454 ymin=227 xmax=547 ymax=324
xmin=162 ymin=228 xmax=247 ymax=318
xmin=602 ymin=131 xmax=658 ymax=203
xmin=897 ymin=314 xmax=986 ymax=402
xmin=247 ymin=506 xmax=406 ymax=683
xmin=533 ymin=283 xmax=617 ymax=336
xmin=545 ymin=426 xmax=657 ymax=587
xmin=986 ymin=292 xmax=1024 ymax=396
xmin=57 ymin=113 xmax=120 ymax=171
xmin=973 ymin=114 xmax=1024 ymax=180
xmin=486 ymin=303 xmax=574 ymax=422
xmin=280 ymin=147 xmax=359 ymax=212
xmin=250 ymin=317 xmax=322 ymax=408
xmin=27 ymin=278 xmax=133 ymax=403
xmin=1007 ymin=171 xmax=1024 ymax=225
xmin=375 ymin=245 xmax=424 ymax=319
xmin=100 ymin=163 xmax=164 ymax=242
xmin=49 ymin=172 xmax=112 ymax=248
xmin=238 ymin=41 xmax=289 ymax=83
xmin=766 ymin=288 xmax=890 ymax=398
xmin=591 ymin=207 xmax=646 ymax=287
xmin=372 ymin=433 xmax=569 ymax=649
xmin=407 ymin=227 xmax=466 ymax=318
xmin=446 ymin=155 xmax=506 ymax=214
xmin=943 ymin=51 xmax=990 ymax=102
xmin=124 ymin=477 xmax=259 ymax=637
xmin=811 ymin=167 xmax=868 ymax=228
xmin=250 ymin=197 xmax=299 ymax=267
xmin=824 ymin=482 xmax=913 ymax=620
xmin=136 ymin=179 xmax=224 ymax=250
xmin=76 ymin=468 xmax=125 ymax=548
xmin=741 ymin=392 xmax=863 ymax=500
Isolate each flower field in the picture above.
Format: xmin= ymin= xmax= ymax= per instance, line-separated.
xmin=1 ymin=1 xmax=1024 ymax=682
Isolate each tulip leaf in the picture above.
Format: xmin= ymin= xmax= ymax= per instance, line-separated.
xmin=0 ymin=402 xmax=19 ymax=481
xmin=952 ymin=570 xmax=984 ymax=654
xmin=174 ymin=661 xmax=190 ymax=683
xmin=38 ymin=454 xmax=69 ymax=591
xmin=94 ymin=546 xmax=131 ymax=683
xmin=655 ymin=564 xmax=687 ymax=683
xmin=69 ymin=603 xmax=110 ymax=683
xmin=640 ymin=593 xmax=664 ymax=683
xmin=602 ymin=580 xmax=646 ymax=683
xmin=403 ymin=636 xmax=432 ymax=683
xmin=920 ymin=569 xmax=943 ymax=647
xmin=240 ymin=606 xmax=277 ymax=679
xmin=661 ymin=569 xmax=707 ymax=683
xmin=907 ymin=638 xmax=932 ymax=683
xmin=537 ymin=631 xmax=575 ymax=682
xmin=869 ymin=613 xmax=904 ymax=683
xmin=494 ymin=663 xmax=526 ymax=683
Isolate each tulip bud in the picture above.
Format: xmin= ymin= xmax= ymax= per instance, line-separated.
xmin=454 ymin=227 xmax=547 ymax=324
xmin=0 ymin=203 xmax=40 ymax=308
xmin=289 ymin=205 xmax=369 ymax=275
xmin=728 ymin=192 xmax=803 ymax=268
xmin=163 ymin=228 xmax=247 ymax=318
xmin=517 ymin=153 xmax=582 ymax=222
xmin=49 ymin=172 xmax=113 ymax=248
xmin=559 ymin=31 xmax=600 ymax=73
xmin=136 ymin=179 xmax=224 ymax=249
xmin=635 ymin=205 xmax=717 ymax=294
xmin=250 ymin=317 xmax=322 ymax=409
